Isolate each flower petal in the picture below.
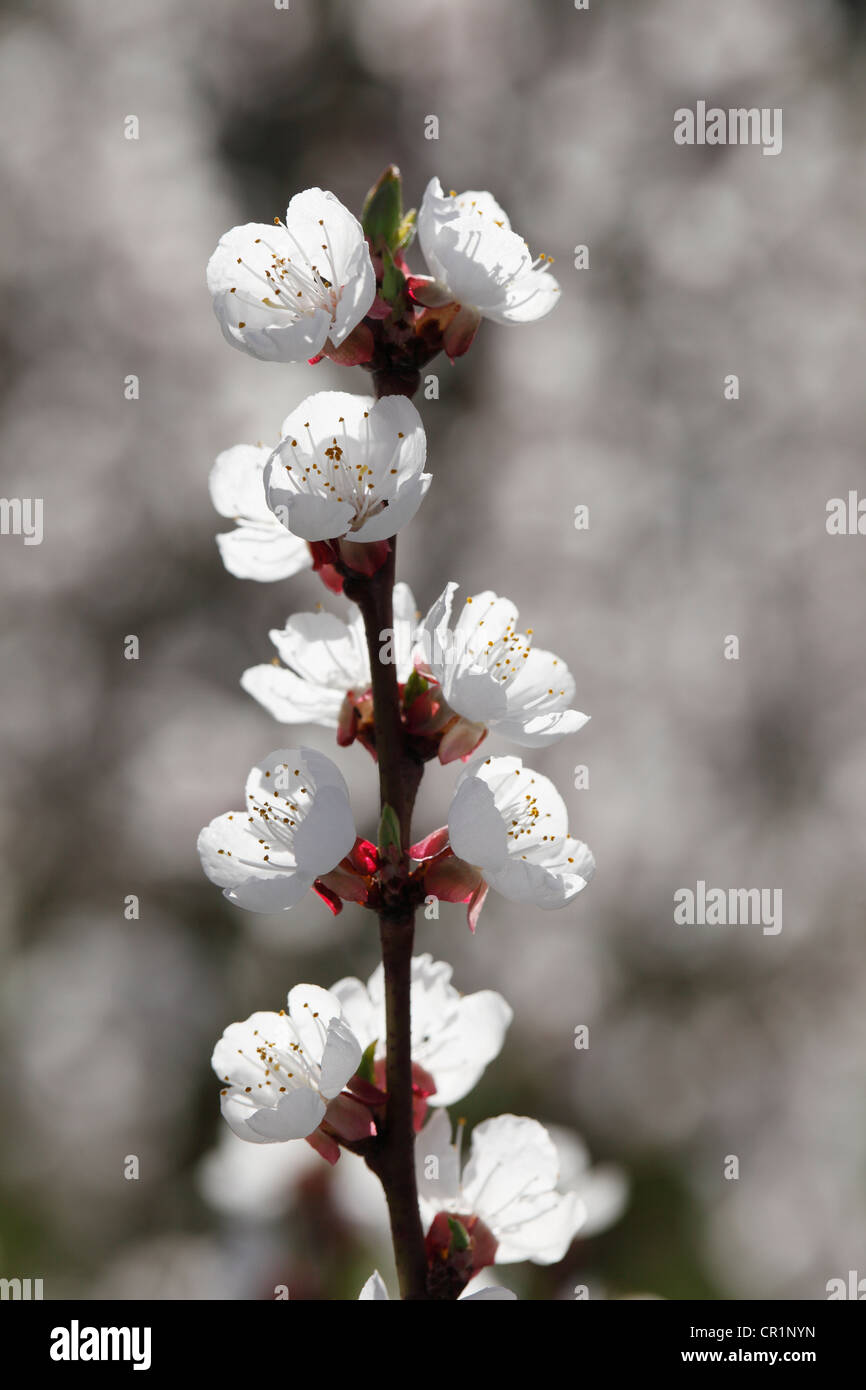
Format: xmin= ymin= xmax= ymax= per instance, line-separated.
xmin=197 ymin=812 xmax=314 ymax=913
xmin=240 ymin=665 xmax=346 ymax=727
xmin=418 ymin=178 xmax=559 ymax=324
xmin=245 ymin=1088 xmax=328 ymax=1141
xmin=265 ymin=392 xmax=428 ymax=545
xmin=206 ymin=194 xmax=375 ymax=363
xmin=209 ymin=445 xmax=313 ymax=582
xmin=416 ymin=1109 xmax=462 ymax=1212
xmin=447 ymin=774 xmax=509 ymax=871
xmin=319 ymin=1016 xmax=364 ymax=1099
xmin=358 ymin=1271 xmax=390 ymax=1301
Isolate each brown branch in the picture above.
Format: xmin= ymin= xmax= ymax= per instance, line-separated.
xmin=343 ymin=539 xmax=429 ymax=1300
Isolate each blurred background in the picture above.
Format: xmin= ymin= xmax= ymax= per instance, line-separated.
xmin=1 ymin=0 xmax=865 ymax=1301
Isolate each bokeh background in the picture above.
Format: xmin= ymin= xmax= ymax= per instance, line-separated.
xmin=1 ymin=0 xmax=865 ymax=1300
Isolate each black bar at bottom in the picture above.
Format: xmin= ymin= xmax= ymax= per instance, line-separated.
xmin=3 ymin=1298 xmax=861 ymax=1374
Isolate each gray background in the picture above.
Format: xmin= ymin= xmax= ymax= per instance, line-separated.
xmin=1 ymin=0 xmax=865 ymax=1299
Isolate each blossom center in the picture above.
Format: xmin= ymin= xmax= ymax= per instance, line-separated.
xmin=218 ymin=1005 xmax=331 ymax=1105
xmin=458 ymin=598 xmax=533 ymax=685
xmin=232 ymin=220 xmax=340 ymax=322
xmin=281 ymin=419 xmax=407 ymax=530
xmin=493 ymin=768 xmax=557 ymax=859
xmin=213 ymin=764 xmax=317 ymax=869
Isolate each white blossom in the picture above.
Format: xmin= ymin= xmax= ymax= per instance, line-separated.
xmin=211 ymin=985 xmax=362 ymax=1144
xmin=330 ymin=954 xmax=513 ymax=1107
xmin=546 ymin=1125 xmax=629 ymax=1238
xmin=447 ymin=754 xmax=594 ymax=910
xmin=417 ymin=1110 xmax=585 ymax=1265
xmin=209 ymin=444 xmax=312 ymax=582
xmin=241 ymin=583 xmax=418 ymax=727
xmin=206 ymin=188 xmax=375 ymax=362
xmin=264 ymin=391 xmax=430 ymax=544
xmin=197 ymin=747 xmax=356 ymax=913
xmin=417 ymin=177 xmax=560 ymax=326
xmin=416 ymin=583 xmax=588 ymax=747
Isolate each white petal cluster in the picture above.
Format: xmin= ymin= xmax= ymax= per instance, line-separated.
xmin=331 ymin=954 xmax=513 ymax=1106
xmin=209 ymin=444 xmax=312 ymax=582
xmin=448 ymin=754 xmax=595 ymax=909
xmin=203 ymin=174 xmax=607 ymax=1301
xmin=264 ymin=391 xmax=430 ymax=545
xmin=207 ymin=189 xmax=375 ymax=362
xmin=416 ymin=1110 xmax=585 ymax=1265
xmin=241 ymin=583 xmax=418 ymax=726
xmin=197 ymin=748 xmax=356 ymax=913
xmin=417 ymin=583 xmax=588 ymax=747
xmin=212 ymin=985 xmax=361 ymax=1144
xmin=418 ymin=177 xmax=560 ymax=325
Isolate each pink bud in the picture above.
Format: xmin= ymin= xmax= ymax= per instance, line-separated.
xmin=338 ymin=537 xmax=391 ymax=577
xmin=421 ymin=849 xmax=489 ymax=932
xmin=323 ymin=1091 xmax=376 ymax=1144
xmin=337 ymin=692 xmax=360 ymax=748
xmin=467 ymin=880 xmax=489 ymax=934
xmin=406 ymin=275 xmax=456 ymax=309
xmin=424 ymin=1210 xmax=499 ymax=1296
xmin=371 ymin=1060 xmax=436 ymax=1131
xmin=321 ymin=321 xmax=375 ymax=367
xmin=424 ymin=853 xmax=484 ymax=903
xmin=404 ymin=686 xmax=448 ymax=734
xmin=350 ymin=839 xmax=379 ymax=876
xmin=366 ymin=293 xmax=393 ymax=321
xmin=346 ymin=1075 xmax=387 ymax=1108
xmin=317 ymin=563 xmax=344 ymax=594
xmin=304 ymin=1127 xmax=341 ymax=1166
xmin=438 ymin=717 xmax=487 ymax=764
xmin=442 ymin=304 xmax=482 ymax=360
xmin=307 ymin=541 xmax=344 ymax=594
xmin=315 ymin=838 xmax=379 ymax=908
xmin=410 ymin=825 xmax=451 ymax=861
xmin=312 ymin=879 xmax=343 ymax=916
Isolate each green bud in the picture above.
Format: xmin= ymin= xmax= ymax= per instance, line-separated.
xmin=381 ymin=245 xmax=406 ymax=304
xmin=447 ymin=1217 xmax=471 ymax=1252
xmin=403 ymin=668 xmax=429 ymax=706
xmin=377 ymin=802 xmax=402 ymax=855
xmin=356 ymin=1038 xmax=378 ymax=1084
xmin=362 ymin=165 xmax=403 ymax=251
xmin=395 ymin=208 xmax=417 ymax=251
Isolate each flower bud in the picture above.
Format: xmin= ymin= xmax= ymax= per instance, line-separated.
xmin=361 ymin=165 xmax=404 ymax=253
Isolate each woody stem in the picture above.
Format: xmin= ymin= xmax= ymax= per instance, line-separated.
xmin=345 ymin=539 xmax=428 ymax=1300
